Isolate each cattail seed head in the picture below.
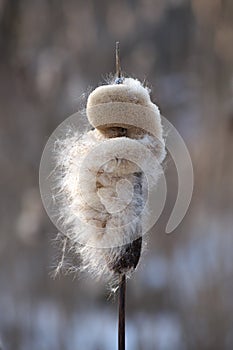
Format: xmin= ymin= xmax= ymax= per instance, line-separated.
xmin=41 ymin=75 xmax=166 ymax=286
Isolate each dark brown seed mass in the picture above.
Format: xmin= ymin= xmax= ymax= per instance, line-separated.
xmin=108 ymin=237 xmax=142 ymax=274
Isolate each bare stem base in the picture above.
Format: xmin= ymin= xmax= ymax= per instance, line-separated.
xmin=118 ymin=274 xmax=126 ymax=350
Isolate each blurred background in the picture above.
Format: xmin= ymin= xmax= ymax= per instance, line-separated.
xmin=0 ymin=0 xmax=233 ymax=349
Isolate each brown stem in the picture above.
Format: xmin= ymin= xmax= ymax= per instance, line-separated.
xmin=118 ymin=274 xmax=126 ymax=350
xmin=115 ymin=42 xmax=124 ymax=84
xmin=116 ymin=41 xmax=121 ymax=79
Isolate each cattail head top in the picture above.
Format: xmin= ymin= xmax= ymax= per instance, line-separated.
xmin=86 ymin=78 xmax=163 ymax=140
xmin=86 ymin=43 xmax=163 ymax=140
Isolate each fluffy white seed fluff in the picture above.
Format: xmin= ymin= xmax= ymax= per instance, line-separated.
xmin=53 ymin=78 xmax=166 ymax=284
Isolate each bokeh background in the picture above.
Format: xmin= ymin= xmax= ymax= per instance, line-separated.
xmin=0 ymin=0 xmax=233 ymax=349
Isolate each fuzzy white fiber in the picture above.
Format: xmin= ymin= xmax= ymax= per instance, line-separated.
xmin=54 ymin=78 xmax=166 ymax=283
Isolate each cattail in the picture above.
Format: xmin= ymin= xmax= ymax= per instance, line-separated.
xmin=52 ymin=56 xmax=166 ymax=284
xmin=40 ymin=43 xmax=166 ymax=349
